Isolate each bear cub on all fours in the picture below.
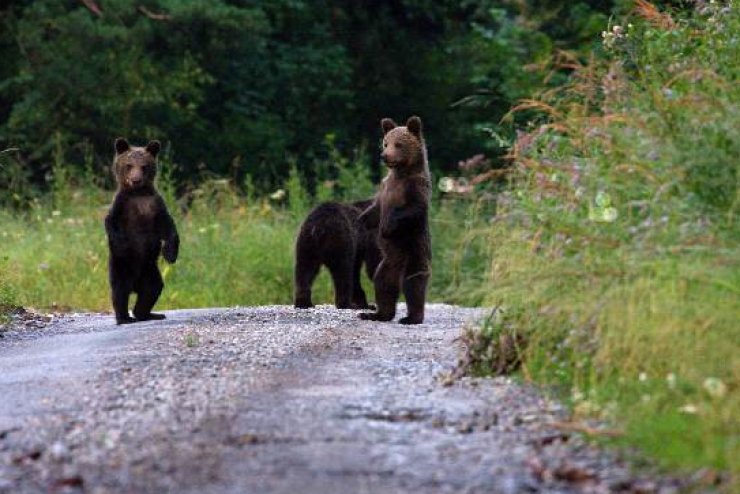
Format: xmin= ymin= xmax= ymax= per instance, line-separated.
xmin=294 ymin=199 xmax=381 ymax=310
xmin=359 ymin=116 xmax=432 ymax=325
xmin=105 ymin=138 xmax=179 ymax=325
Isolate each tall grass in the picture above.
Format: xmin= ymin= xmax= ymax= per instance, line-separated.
xmin=0 ymin=140 xmax=482 ymax=313
xmin=461 ymin=2 xmax=739 ymax=479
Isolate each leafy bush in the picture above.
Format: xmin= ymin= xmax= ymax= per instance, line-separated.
xmin=459 ymin=2 xmax=739 ymax=476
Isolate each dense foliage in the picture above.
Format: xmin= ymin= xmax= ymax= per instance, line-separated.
xmin=1 ymin=0 xmax=614 ymax=196
xmin=460 ymin=1 xmax=738 ymax=477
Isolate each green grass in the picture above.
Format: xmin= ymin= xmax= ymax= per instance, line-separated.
xmin=0 ymin=160 xmax=483 ymax=313
xmin=457 ymin=2 xmax=740 ymax=484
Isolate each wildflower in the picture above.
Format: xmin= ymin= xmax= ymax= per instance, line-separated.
xmin=52 ymin=210 xmax=61 ymax=217
xmin=638 ymin=372 xmax=648 ymax=382
xmin=602 ymin=207 xmax=618 ymax=222
xmin=703 ymin=377 xmax=727 ymax=399
xmin=589 ymin=191 xmax=618 ymax=222
xmin=601 ymin=24 xmax=626 ymax=49
xmin=595 ymin=191 xmax=610 ymax=207
xmin=666 ymin=373 xmax=677 ymax=390
xmin=269 ymin=189 xmax=286 ymax=201
xmin=438 ymin=177 xmax=455 ymax=193
xmin=571 ymin=388 xmax=585 ymax=403
xmin=678 ymin=404 xmax=698 ymax=415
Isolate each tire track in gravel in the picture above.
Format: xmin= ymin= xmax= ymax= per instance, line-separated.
xmin=0 ymin=305 xmax=680 ymax=493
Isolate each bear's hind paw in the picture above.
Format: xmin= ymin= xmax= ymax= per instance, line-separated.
xmin=359 ymin=312 xmax=394 ymax=322
xmin=134 ymin=312 xmax=166 ymax=321
xmin=399 ymin=316 xmax=423 ymax=325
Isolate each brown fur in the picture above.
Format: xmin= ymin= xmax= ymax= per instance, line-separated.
xmin=105 ymin=138 xmax=179 ymax=324
xmin=294 ymin=200 xmax=381 ymax=309
xmin=358 ymin=116 xmax=431 ymax=324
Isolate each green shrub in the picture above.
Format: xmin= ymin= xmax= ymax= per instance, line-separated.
xmin=460 ymin=3 xmax=739 ymax=477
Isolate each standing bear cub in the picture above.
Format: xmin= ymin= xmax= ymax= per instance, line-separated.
xmin=105 ymin=138 xmax=179 ymax=324
xmin=359 ymin=116 xmax=432 ymax=325
xmin=294 ymin=199 xmax=381 ymax=310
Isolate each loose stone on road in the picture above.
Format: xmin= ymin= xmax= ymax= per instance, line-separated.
xmin=0 ymin=305 xmax=677 ymax=493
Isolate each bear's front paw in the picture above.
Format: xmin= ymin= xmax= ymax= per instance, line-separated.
xmin=162 ymin=243 xmax=178 ymax=263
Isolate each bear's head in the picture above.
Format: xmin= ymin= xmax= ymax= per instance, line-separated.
xmin=380 ymin=116 xmax=426 ymax=173
xmin=113 ymin=138 xmax=161 ymax=191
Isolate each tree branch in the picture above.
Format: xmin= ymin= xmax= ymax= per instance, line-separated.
xmin=79 ymin=0 xmax=103 ymax=17
xmin=138 ymin=6 xmax=172 ymax=22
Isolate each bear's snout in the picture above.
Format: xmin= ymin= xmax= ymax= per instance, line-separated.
xmin=381 ymin=152 xmax=397 ymax=168
xmin=126 ymin=167 xmax=145 ymax=188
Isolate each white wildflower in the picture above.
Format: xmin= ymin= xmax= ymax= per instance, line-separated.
xmin=269 ymin=189 xmax=286 ymax=201
xmin=666 ymin=373 xmax=677 ymax=390
xmin=703 ymin=377 xmax=727 ymax=399
xmin=438 ymin=177 xmax=455 ymax=193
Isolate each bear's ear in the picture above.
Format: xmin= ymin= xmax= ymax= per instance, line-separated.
xmin=406 ymin=116 xmax=422 ymax=138
xmin=381 ymin=118 xmax=397 ymax=135
xmin=114 ymin=138 xmax=130 ymax=155
xmin=145 ymin=140 xmax=161 ymax=158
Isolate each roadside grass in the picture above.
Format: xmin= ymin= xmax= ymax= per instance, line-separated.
xmin=459 ymin=2 xmax=739 ymax=482
xmin=0 ymin=258 xmax=18 ymax=324
xmin=0 ymin=147 xmax=483 ymax=313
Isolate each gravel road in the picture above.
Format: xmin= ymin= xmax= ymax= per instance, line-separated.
xmin=0 ymin=305 xmax=679 ymax=493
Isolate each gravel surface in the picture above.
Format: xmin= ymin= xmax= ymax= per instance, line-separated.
xmin=0 ymin=305 xmax=682 ymax=493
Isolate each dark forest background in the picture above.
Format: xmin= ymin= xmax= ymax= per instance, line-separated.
xmin=0 ymin=0 xmax=667 ymax=192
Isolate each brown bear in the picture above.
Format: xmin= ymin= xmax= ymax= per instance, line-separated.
xmin=294 ymin=199 xmax=381 ymax=309
xmin=105 ymin=138 xmax=179 ymax=324
xmin=358 ymin=116 xmax=431 ymax=325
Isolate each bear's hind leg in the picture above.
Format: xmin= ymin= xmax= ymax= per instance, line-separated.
xmin=110 ymin=262 xmax=135 ymax=325
xmin=399 ymin=270 xmax=429 ymax=325
xmin=112 ymin=287 xmax=135 ymax=325
xmin=359 ymin=257 xmax=403 ymax=322
xmin=351 ymin=251 xmax=372 ymax=309
xmin=327 ymin=255 xmax=354 ymax=309
xmin=294 ymin=252 xmax=320 ymax=309
xmin=133 ymin=264 xmax=165 ymax=321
